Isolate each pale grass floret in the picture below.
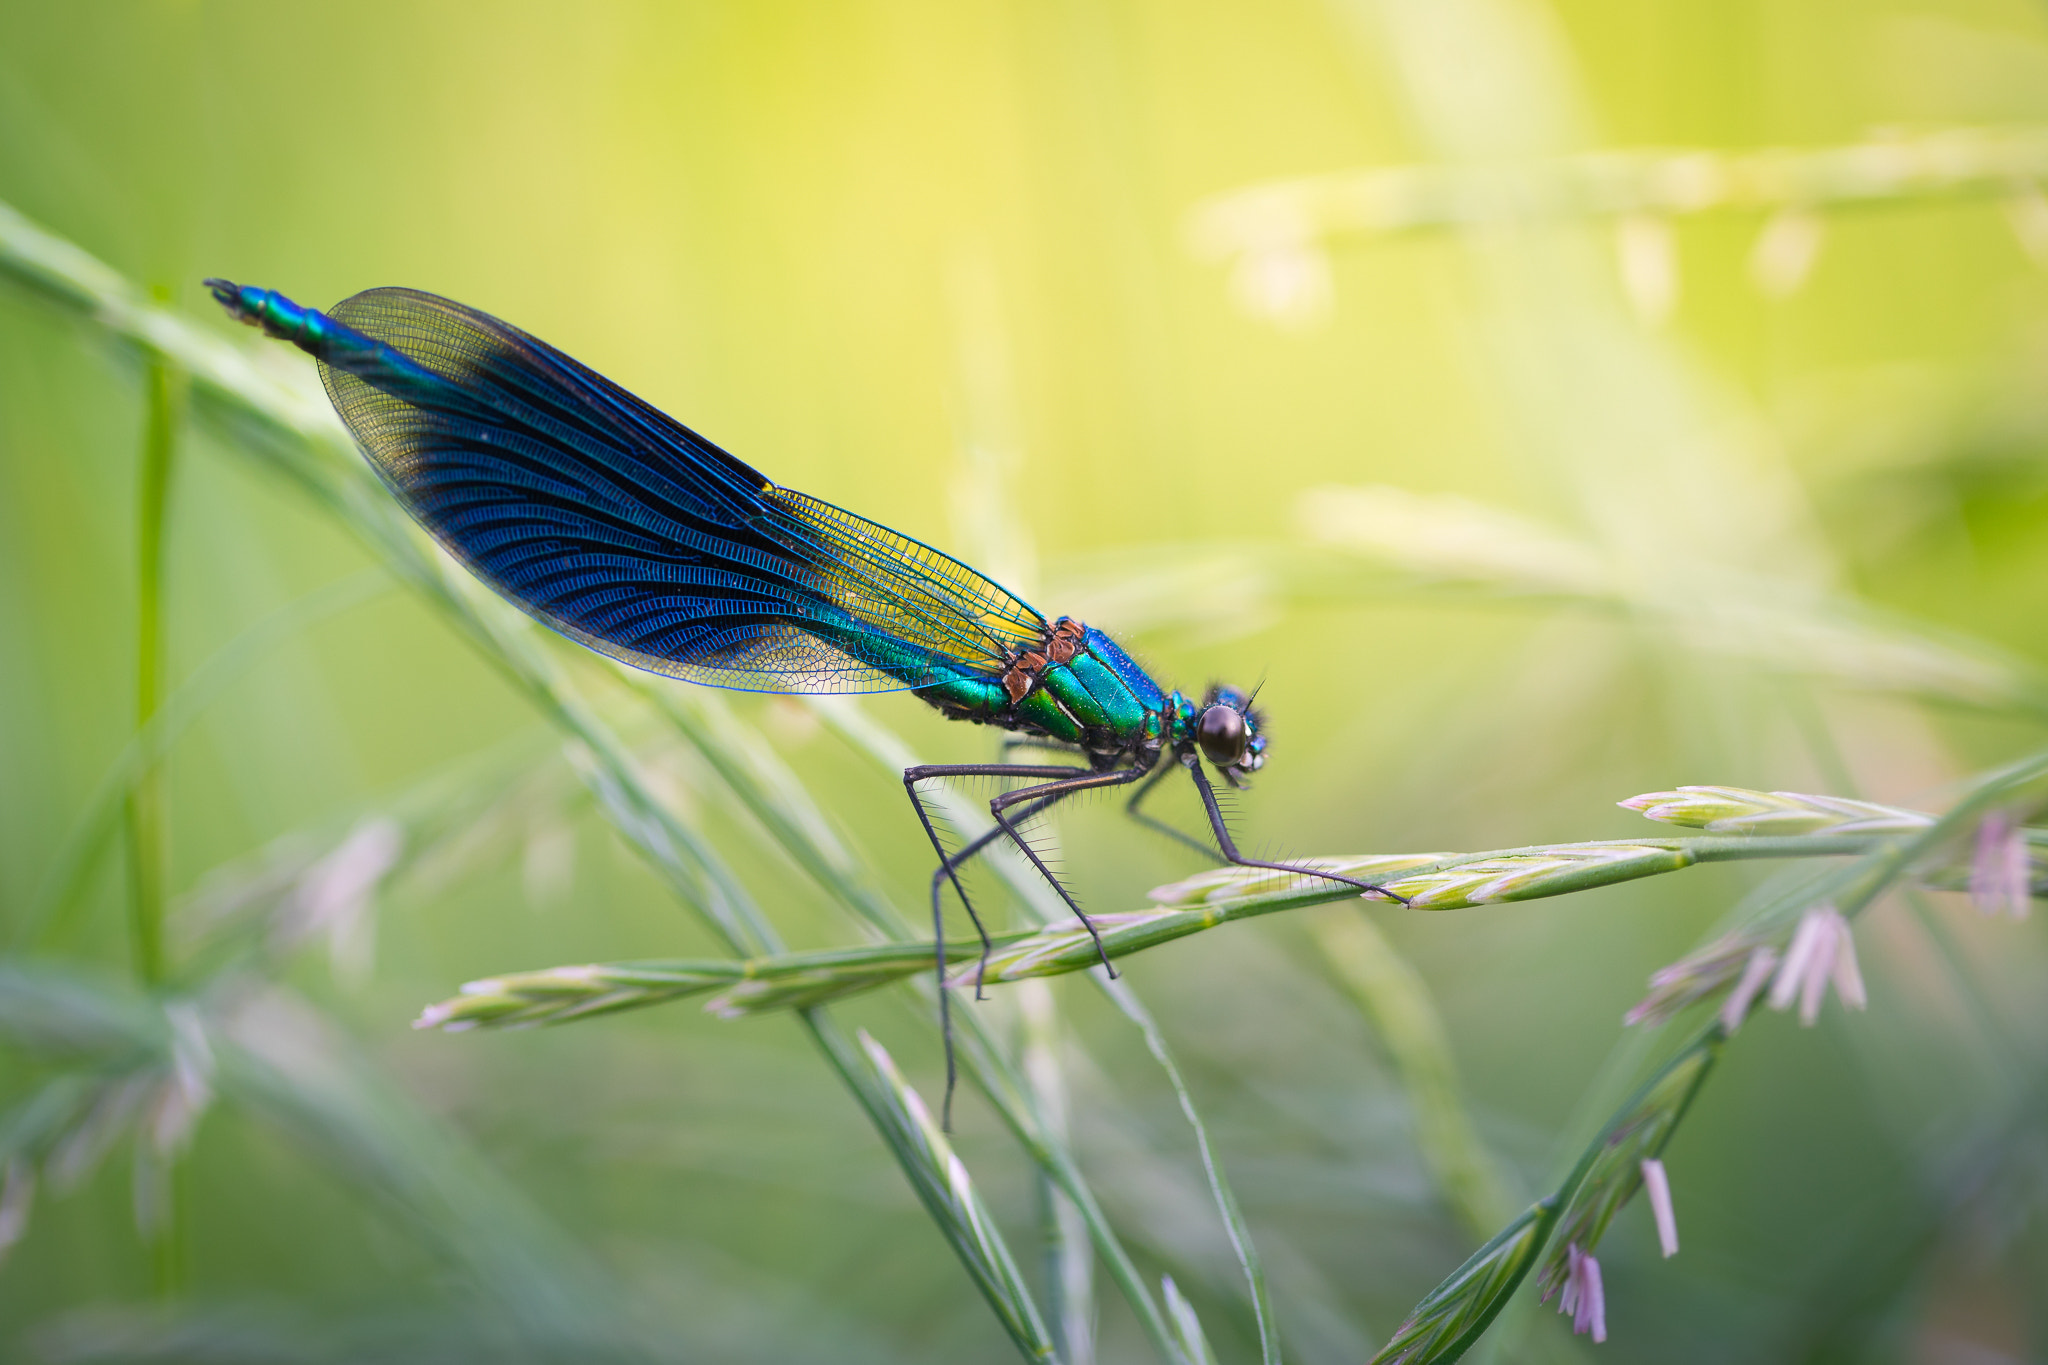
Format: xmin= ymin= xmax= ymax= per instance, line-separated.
xmin=1719 ymin=946 xmax=1780 ymax=1035
xmin=1639 ymin=1158 xmax=1679 ymax=1258
xmin=1767 ymin=904 xmax=1866 ymax=1026
xmin=1624 ymin=933 xmax=1758 ymax=1026
xmin=1556 ymin=1243 xmax=1607 ymax=1343
xmin=1970 ymin=811 xmax=2033 ymax=920
xmin=148 ymin=1003 xmax=215 ymax=1154
xmin=1617 ymin=785 xmax=1927 ymax=836
xmin=0 ymin=1161 xmax=32 ymax=1261
xmin=279 ymin=817 xmax=404 ymax=979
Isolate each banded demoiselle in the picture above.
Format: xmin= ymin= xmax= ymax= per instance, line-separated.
xmin=206 ymin=281 xmax=1399 ymax=1116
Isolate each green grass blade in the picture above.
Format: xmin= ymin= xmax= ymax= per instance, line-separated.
xmin=1098 ymin=976 xmax=1282 ymax=1365
xmin=835 ymin=1026 xmax=1060 ymax=1363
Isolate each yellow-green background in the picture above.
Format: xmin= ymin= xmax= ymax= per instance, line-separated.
xmin=4 ymin=1 xmax=2047 ymax=1360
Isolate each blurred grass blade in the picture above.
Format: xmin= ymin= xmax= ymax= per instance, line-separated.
xmin=1019 ymin=982 xmax=1095 ymax=1365
xmin=1299 ymin=485 xmax=1609 ymax=596
xmin=847 ymin=1029 xmax=1060 ymax=1363
xmin=211 ymin=986 xmax=644 ymax=1351
xmin=21 ymin=567 xmax=393 ymax=950
xmin=1187 ymin=127 xmax=2048 ymax=251
xmin=951 ymin=999 xmax=1181 ymax=1364
xmin=126 ymin=334 xmax=182 ymax=995
xmin=1295 ymin=485 xmax=2048 ymax=715
xmin=635 ymin=678 xmax=907 ymax=938
xmin=1310 ymin=910 xmax=1516 ymax=1238
xmin=1162 ymin=1275 xmax=1218 ymax=1365
xmin=0 ymin=961 xmax=644 ymax=1352
xmin=1099 ymin=976 xmax=1281 ymax=1365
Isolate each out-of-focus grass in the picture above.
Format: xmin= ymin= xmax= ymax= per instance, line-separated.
xmin=5 ymin=3 xmax=2048 ymax=1362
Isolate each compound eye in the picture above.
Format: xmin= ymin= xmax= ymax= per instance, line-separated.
xmin=1196 ymin=705 xmax=1248 ymax=768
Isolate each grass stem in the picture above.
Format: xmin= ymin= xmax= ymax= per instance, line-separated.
xmin=127 ymin=307 xmax=184 ymax=1297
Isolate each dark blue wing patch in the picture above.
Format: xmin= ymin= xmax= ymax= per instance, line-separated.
xmin=312 ymin=288 xmax=1047 ymax=694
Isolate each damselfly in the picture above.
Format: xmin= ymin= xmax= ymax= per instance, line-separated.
xmin=207 ymin=281 xmax=1398 ymax=1115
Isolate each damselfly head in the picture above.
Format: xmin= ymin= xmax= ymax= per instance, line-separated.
xmin=1197 ymin=683 xmax=1266 ymax=779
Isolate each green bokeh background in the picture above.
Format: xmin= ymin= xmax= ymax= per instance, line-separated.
xmin=4 ymin=2 xmax=2048 ymax=1361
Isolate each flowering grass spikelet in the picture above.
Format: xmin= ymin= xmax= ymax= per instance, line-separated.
xmin=0 ymin=1161 xmax=32 ymax=1262
xmin=1719 ymin=946 xmax=1779 ymax=1035
xmin=1534 ymin=1039 xmax=1716 ymax=1340
xmin=1639 ymin=1159 xmax=1678 ymax=1258
xmin=1555 ymin=1243 xmax=1607 ymax=1342
xmin=280 ymin=816 xmax=404 ymax=979
xmin=1625 ymin=933 xmax=1761 ymax=1026
xmin=1767 ymin=905 xmax=1866 ymax=1025
xmin=1619 ymin=785 xmax=1928 ymax=836
xmin=1970 ymin=811 xmax=2033 ymax=919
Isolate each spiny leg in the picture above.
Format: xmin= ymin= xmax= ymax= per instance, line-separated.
xmin=1183 ymin=757 xmax=1410 ymax=904
xmin=901 ymin=762 xmax=1089 ymax=1128
xmin=984 ymin=763 xmax=1154 ymax=974
xmin=1126 ymin=759 xmax=1226 ymax=863
xmin=927 ymin=785 xmax=1087 ymax=996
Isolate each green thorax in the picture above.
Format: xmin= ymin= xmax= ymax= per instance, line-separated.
xmin=917 ymin=621 xmax=1200 ymax=756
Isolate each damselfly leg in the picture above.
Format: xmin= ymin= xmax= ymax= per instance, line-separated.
xmin=1126 ymin=760 xmax=1227 ymax=863
xmin=1183 ymin=758 xmax=1408 ymax=904
xmin=903 ymin=760 xmax=1153 ymax=1127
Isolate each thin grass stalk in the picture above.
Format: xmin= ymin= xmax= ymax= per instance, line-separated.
xmin=1100 ymin=975 xmax=1282 ymax=1365
xmin=1309 ymin=911 xmax=1516 ymax=1239
xmin=126 ymin=320 xmax=184 ymax=1296
xmin=24 ymin=566 xmax=393 ymax=950
xmin=637 ymin=681 xmax=904 ymax=935
xmin=449 ymin=824 xmax=1967 ymax=1023
xmin=1020 ymin=980 xmax=1094 ymax=1365
xmin=1897 ymin=888 xmax=2024 ymax=1074
xmin=839 ymin=1027 xmax=1061 ymax=1363
xmin=1777 ymin=715 xmax=2027 ymax=1073
xmin=949 ymin=1000 xmax=1178 ymax=1361
xmin=809 ymin=699 xmax=1281 ymax=1360
xmin=492 ymin=625 xmax=1069 ymax=1351
xmin=1829 ymin=748 xmax=2048 ymax=918
xmin=126 ymin=334 xmax=180 ymax=989
xmin=0 ymin=203 xmax=1067 ymax=1359
xmin=945 ymin=830 xmax=1982 ymax=989
xmin=1188 ymin=126 xmax=2048 ymax=249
